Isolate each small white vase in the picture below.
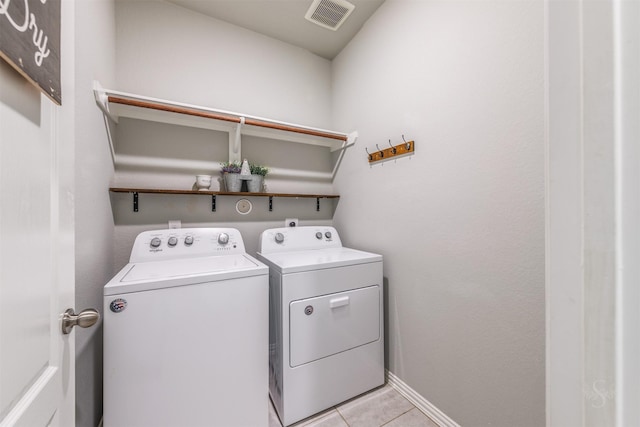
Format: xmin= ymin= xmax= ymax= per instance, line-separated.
xmin=195 ymin=175 xmax=212 ymax=190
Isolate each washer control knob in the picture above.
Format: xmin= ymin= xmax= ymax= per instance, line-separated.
xmin=315 ymin=232 xmax=323 ymax=240
xmin=275 ymin=233 xmax=285 ymax=244
xmin=184 ymin=235 xmax=194 ymax=246
xmin=325 ymin=231 xmax=332 ymax=239
xmin=218 ymin=233 xmax=229 ymax=245
xmin=150 ymin=237 xmax=161 ymax=248
xmin=167 ymin=236 xmax=178 ymax=247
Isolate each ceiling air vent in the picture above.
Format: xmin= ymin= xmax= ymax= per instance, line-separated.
xmin=305 ymin=0 xmax=356 ymax=31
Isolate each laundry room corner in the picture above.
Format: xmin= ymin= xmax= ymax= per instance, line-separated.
xmin=3 ymin=0 xmax=636 ymax=425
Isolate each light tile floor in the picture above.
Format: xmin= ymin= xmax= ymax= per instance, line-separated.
xmin=269 ymin=384 xmax=439 ymax=427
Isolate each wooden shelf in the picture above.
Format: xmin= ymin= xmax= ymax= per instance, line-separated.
xmin=94 ymin=82 xmax=358 ymax=163
xmin=109 ymin=188 xmax=339 ymax=198
xmin=107 ymin=96 xmax=348 ymax=142
xmin=109 ymin=187 xmax=339 ymax=213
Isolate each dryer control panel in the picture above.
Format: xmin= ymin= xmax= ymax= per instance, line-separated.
xmin=258 ymin=226 xmax=342 ymax=254
xmin=129 ymin=228 xmax=247 ymax=262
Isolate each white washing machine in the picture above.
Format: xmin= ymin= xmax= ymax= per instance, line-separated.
xmin=257 ymin=226 xmax=384 ymax=426
xmin=104 ymin=228 xmax=268 ymax=427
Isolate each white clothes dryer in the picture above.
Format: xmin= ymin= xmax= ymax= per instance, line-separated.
xmin=257 ymin=226 xmax=384 ymax=426
xmin=104 ymin=228 xmax=268 ymax=427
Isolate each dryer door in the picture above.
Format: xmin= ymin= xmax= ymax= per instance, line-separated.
xmin=289 ymin=285 xmax=380 ymax=367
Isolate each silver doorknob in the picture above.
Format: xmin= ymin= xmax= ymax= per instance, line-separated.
xmin=62 ymin=308 xmax=100 ymax=335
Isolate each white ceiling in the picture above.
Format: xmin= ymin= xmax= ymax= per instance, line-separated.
xmin=165 ymin=0 xmax=386 ymax=59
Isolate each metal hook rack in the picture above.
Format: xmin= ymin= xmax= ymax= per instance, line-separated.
xmin=366 ymin=136 xmax=415 ymax=164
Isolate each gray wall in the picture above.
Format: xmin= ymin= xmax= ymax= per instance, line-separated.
xmin=331 ymin=1 xmax=545 ymax=425
xmin=115 ymin=0 xmax=333 ymax=129
xmin=74 ymin=1 xmax=116 ymax=426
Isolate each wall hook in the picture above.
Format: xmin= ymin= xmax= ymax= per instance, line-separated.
xmin=365 ymin=147 xmax=373 ymax=161
xmin=402 ymin=134 xmax=411 ymax=150
xmin=376 ymin=144 xmax=384 ymax=158
xmin=388 ymin=139 xmax=396 ymax=154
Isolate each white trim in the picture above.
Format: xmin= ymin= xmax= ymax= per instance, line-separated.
xmin=0 ymin=367 xmax=59 ymax=427
xmin=614 ymin=1 xmax=640 ymax=425
xmin=386 ymin=370 xmax=460 ymax=427
xmin=543 ymin=0 xmax=550 ymax=425
xmin=613 ymin=1 xmax=624 ymax=425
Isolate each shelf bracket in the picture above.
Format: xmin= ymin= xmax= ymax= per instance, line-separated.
xmin=133 ymin=192 xmax=139 ymax=212
xmin=269 ymin=196 xmax=273 ymax=212
xmin=93 ymin=81 xmax=118 ymax=166
xmin=211 ymin=195 xmax=216 ymax=212
xmin=93 ymin=81 xmax=112 ymax=120
xmin=229 ymin=117 xmax=244 ymax=163
xmin=316 ymin=197 xmax=320 ymax=212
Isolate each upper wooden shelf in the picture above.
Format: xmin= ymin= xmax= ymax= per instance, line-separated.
xmin=93 ymin=82 xmax=357 ymax=153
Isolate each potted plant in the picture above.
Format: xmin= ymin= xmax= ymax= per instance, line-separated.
xmin=220 ymin=161 xmax=242 ymax=192
xmin=248 ymin=163 xmax=269 ymax=193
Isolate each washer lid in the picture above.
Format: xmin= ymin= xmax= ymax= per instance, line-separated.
xmin=104 ymin=254 xmax=267 ymax=295
xmin=257 ymin=247 xmax=382 ymax=274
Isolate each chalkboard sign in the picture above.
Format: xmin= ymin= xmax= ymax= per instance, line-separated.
xmin=0 ymin=0 xmax=62 ymax=105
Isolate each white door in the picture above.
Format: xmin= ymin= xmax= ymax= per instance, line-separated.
xmin=0 ymin=61 xmax=81 ymax=425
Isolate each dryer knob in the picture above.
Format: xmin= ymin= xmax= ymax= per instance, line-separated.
xmin=167 ymin=237 xmax=178 ymax=247
xmin=184 ymin=235 xmax=194 ymax=246
xmin=315 ymin=232 xmax=323 ymax=240
xmin=150 ymin=237 xmax=161 ymax=248
xmin=325 ymin=231 xmax=332 ymax=239
xmin=218 ymin=233 xmax=230 ymax=245
xmin=275 ymin=233 xmax=285 ymax=244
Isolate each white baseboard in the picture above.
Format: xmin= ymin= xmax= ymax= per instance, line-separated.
xmin=386 ymin=370 xmax=461 ymax=427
